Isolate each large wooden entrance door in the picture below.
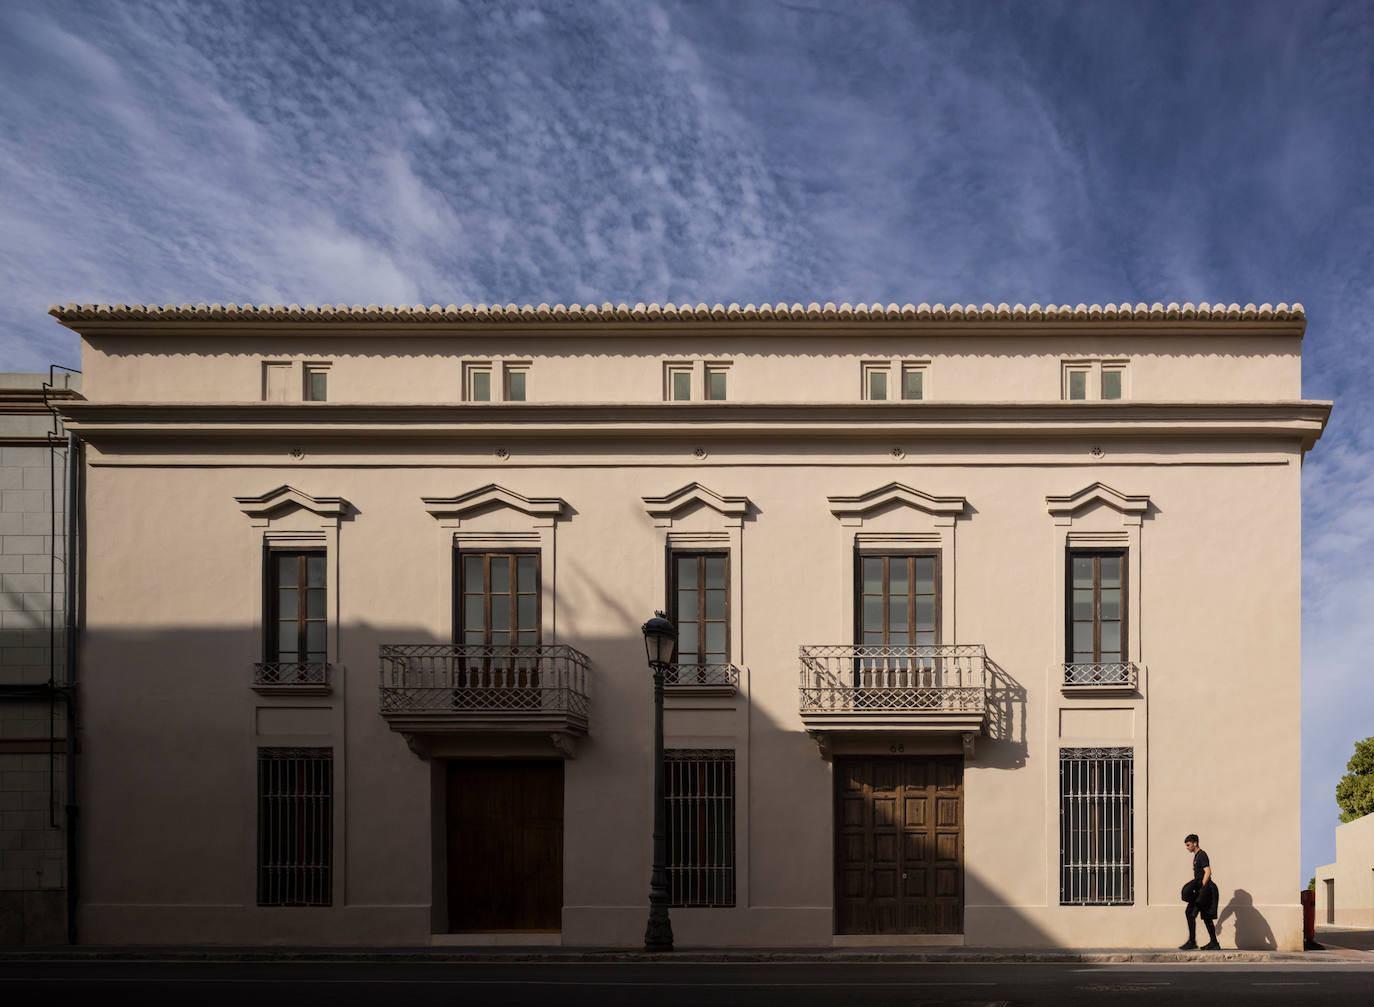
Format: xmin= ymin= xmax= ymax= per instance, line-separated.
xmin=447 ymin=760 xmax=563 ymax=931
xmin=835 ymin=756 xmax=963 ymax=934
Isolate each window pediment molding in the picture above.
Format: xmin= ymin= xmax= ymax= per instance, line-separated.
xmin=827 ymin=482 xmax=967 ymax=527
xmin=422 ymin=484 xmax=566 ymax=527
xmin=1046 ymin=482 xmax=1150 ymax=527
xmin=236 ymin=485 xmax=349 ymax=524
xmin=642 ymin=482 xmax=750 ymax=528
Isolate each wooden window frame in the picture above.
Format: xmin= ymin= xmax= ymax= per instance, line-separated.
xmin=1065 ymin=550 xmax=1128 ymax=663
xmin=669 ymin=551 xmax=730 ymax=666
xmin=853 ymin=550 xmax=942 ymax=648
xmin=454 ymin=550 xmax=542 ymax=648
xmin=264 ymin=549 xmax=327 ymax=663
xmin=900 ymin=362 xmax=928 ymax=400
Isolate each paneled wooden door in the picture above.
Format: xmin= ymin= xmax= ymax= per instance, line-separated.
xmin=447 ymin=760 xmax=563 ymax=931
xmin=834 ymin=756 xmax=963 ymax=934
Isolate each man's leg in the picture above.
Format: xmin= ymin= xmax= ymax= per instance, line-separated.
xmin=1180 ymin=904 xmax=1199 ymax=949
xmin=1201 ymin=917 xmax=1219 ymax=949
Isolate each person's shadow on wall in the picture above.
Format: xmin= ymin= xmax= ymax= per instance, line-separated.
xmin=1217 ymin=889 xmax=1276 ymax=950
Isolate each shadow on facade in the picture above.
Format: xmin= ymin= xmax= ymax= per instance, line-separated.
xmin=1217 ymin=888 xmax=1277 ymax=950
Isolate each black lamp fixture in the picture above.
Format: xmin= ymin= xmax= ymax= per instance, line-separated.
xmin=641 ymin=611 xmax=676 ymax=951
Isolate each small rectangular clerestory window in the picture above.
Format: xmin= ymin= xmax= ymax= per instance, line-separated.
xmin=665 ymin=362 xmax=693 ymax=401
xmin=901 ymin=362 xmax=928 ymax=400
xmin=504 ymin=362 xmax=529 ymax=401
xmin=303 ymin=363 xmax=330 ymax=402
xmin=705 ymin=363 xmax=730 ymax=401
xmin=1063 ymin=360 xmax=1129 ymax=400
xmin=464 ymin=362 xmax=493 ymax=402
xmin=263 ymin=362 xmax=292 ymax=402
xmin=862 ymin=362 xmax=889 ymax=401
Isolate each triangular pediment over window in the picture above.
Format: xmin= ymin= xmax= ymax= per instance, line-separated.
xmin=422 ymin=484 xmax=566 ymax=522
xmin=1045 ymin=482 xmax=1151 ymax=525
xmin=827 ymin=482 xmax=968 ymax=525
xmin=641 ymin=482 xmax=750 ymax=525
xmin=235 ymin=485 xmax=349 ymax=520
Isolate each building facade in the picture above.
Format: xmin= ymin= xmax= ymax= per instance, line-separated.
xmin=49 ymin=300 xmax=1326 ymax=949
xmin=1314 ymin=812 xmax=1374 ymax=928
xmin=0 ymin=371 xmax=79 ymax=945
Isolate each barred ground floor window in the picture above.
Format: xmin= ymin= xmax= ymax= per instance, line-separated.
xmin=665 ymin=749 xmax=735 ymax=907
xmin=258 ymin=747 xmax=333 ymax=906
xmin=1059 ymin=746 xmax=1133 ymax=905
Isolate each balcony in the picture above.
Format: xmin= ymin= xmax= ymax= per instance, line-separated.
xmin=378 ymin=644 xmax=590 ymax=746
xmin=1061 ymin=661 xmax=1139 ymax=695
xmin=664 ymin=662 xmax=740 ymax=697
xmin=253 ymin=661 xmax=332 ymax=695
xmin=798 ymin=644 xmax=988 ymax=735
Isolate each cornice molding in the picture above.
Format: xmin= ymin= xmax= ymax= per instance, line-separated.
xmin=55 ymin=400 xmax=1332 ymax=452
xmin=422 ymin=484 xmax=566 ymax=523
xmin=235 ymin=485 xmax=349 ymax=519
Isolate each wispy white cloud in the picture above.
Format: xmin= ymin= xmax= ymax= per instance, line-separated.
xmin=1 ymin=0 xmax=1372 ymax=877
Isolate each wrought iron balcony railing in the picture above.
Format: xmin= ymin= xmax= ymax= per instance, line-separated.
xmin=1062 ymin=661 xmax=1139 ymax=690
xmin=253 ymin=661 xmax=331 ymax=693
xmin=663 ymin=662 xmax=740 ymax=690
xmin=378 ymin=644 xmax=590 ymax=725
xmin=798 ymin=644 xmax=988 ymax=715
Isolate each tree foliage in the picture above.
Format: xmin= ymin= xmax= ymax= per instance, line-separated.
xmin=1335 ymin=736 xmax=1374 ymax=823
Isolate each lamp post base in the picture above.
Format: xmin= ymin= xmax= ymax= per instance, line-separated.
xmin=644 ymin=899 xmax=675 ymax=951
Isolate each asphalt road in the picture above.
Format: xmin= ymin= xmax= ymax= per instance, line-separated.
xmin=3 ymin=961 xmax=1374 ymax=1006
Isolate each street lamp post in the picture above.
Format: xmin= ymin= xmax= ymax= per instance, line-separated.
xmin=641 ymin=611 xmax=676 ymax=952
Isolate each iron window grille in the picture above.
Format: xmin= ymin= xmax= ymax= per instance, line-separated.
xmin=257 ymin=747 xmax=333 ymax=907
xmin=665 ymin=749 xmax=736 ymax=907
xmin=1059 ymin=747 xmax=1133 ymax=905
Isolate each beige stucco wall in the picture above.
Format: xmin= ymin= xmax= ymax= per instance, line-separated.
xmin=60 ymin=318 xmax=1320 ymax=949
xmin=77 ymin=331 xmax=1301 ymax=404
xmin=1314 ymin=812 xmax=1374 ymax=928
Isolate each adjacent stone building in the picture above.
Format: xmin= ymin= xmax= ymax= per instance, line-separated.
xmin=48 ymin=300 xmax=1327 ymax=949
xmin=0 ymin=370 xmax=80 ymax=944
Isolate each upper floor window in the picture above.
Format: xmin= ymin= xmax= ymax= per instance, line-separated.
xmin=664 ymin=361 xmax=732 ymax=401
xmin=671 ymin=552 xmax=728 ymax=670
xmin=268 ymin=551 xmax=327 ymax=665
xmin=862 ymin=360 xmax=928 ymax=400
xmin=303 ymin=363 xmax=330 ymax=402
xmin=705 ymin=363 xmax=729 ymax=401
xmin=263 ymin=362 xmax=292 ymax=402
xmin=858 ymin=553 xmax=938 ymax=649
xmin=459 ymin=552 xmax=539 ymax=648
xmin=1067 ymin=551 xmax=1125 ymax=665
xmin=1063 ymin=360 xmax=1128 ymax=400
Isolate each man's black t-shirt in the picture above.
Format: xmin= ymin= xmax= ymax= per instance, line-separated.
xmin=1193 ymin=849 xmax=1210 ymax=883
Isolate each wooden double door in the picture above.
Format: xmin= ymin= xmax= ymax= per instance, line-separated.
xmin=835 ymin=755 xmax=963 ymax=934
xmin=447 ymin=760 xmax=563 ymax=931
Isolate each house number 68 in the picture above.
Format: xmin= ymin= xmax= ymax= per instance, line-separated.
xmin=889 ymin=743 xmax=905 ymax=753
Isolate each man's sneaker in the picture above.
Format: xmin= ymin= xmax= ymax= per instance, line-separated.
xmin=1201 ymin=941 xmax=1221 ymax=950
xmin=1178 ymin=940 xmax=1198 ymax=950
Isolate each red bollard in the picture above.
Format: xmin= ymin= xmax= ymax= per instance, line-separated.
xmin=1300 ymin=889 xmax=1315 ymax=947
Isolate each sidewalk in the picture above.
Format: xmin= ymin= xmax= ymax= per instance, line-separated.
xmin=0 ymin=944 xmax=1346 ymax=964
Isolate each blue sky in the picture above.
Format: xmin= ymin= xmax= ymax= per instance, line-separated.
xmin=2 ymin=0 xmax=1371 ymax=879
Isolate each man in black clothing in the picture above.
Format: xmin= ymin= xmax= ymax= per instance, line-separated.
xmin=1181 ymin=833 xmax=1220 ymax=950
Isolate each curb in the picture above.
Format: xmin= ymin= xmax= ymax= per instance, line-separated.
xmin=0 ymin=947 xmax=1329 ymax=965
